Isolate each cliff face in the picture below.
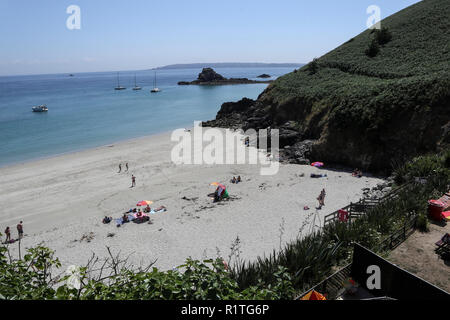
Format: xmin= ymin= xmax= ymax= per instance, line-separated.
xmin=204 ymin=0 xmax=450 ymax=173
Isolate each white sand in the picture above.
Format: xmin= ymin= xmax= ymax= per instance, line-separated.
xmin=0 ymin=129 xmax=385 ymax=271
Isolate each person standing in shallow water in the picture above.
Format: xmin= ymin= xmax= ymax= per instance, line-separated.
xmin=131 ymin=175 xmax=136 ymax=188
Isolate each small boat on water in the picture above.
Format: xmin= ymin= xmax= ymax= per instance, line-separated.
xmin=132 ymin=74 xmax=142 ymax=90
xmin=150 ymin=72 xmax=161 ymax=93
xmin=114 ymin=72 xmax=126 ymax=90
xmin=32 ymin=105 xmax=48 ymax=112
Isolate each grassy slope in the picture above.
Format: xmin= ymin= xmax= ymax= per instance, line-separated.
xmin=259 ymin=0 xmax=450 ymax=171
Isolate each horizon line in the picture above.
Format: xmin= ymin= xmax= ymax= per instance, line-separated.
xmin=0 ymin=61 xmax=305 ymax=78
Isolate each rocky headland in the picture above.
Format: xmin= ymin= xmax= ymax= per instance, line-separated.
xmin=178 ymin=68 xmax=273 ymax=85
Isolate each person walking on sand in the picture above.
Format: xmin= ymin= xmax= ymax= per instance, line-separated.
xmin=131 ymin=175 xmax=136 ymax=188
xmin=125 ymin=163 xmax=129 ymax=172
xmin=118 ymin=163 xmax=122 ymax=173
xmin=17 ymin=221 xmax=23 ymax=240
xmin=320 ymin=189 xmax=326 ymax=206
xmin=317 ymin=193 xmax=323 ymax=209
xmin=4 ymin=226 xmax=11 ymax=243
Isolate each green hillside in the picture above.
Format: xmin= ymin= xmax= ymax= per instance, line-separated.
xmin=254 ymin=0 xmax=450 ymax=171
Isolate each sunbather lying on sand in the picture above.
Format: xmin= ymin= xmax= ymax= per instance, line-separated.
xmin=102 ymin=216 xmax=112 ymax=224
xmin=311 ymin=173 xmax=327 ymax=178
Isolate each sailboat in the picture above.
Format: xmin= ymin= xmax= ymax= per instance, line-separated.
xmin=114 ymin=72 xmax=126 ymax=90
xmin=132 ymin=74 xmax=142 ymax=90
xmin=150 ymin=71 xmax=161 ymax=93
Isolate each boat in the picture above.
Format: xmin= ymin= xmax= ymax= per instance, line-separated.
xmin=32 ymin=105 xmax=48 ymax=112
xmin=150 ymin=72 xmax=161 ymax=93
xmin=132 ymin=74 xmax=142 ymax=90
xmin=114 ymin=72 xmax=126 ymax=90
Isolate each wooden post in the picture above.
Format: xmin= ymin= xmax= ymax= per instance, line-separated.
xmin=18 ymin=238 xmax=21 ymax=260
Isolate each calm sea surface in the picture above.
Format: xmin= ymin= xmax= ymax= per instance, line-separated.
xmin=0 ymin=67 xmax=294 ymax=167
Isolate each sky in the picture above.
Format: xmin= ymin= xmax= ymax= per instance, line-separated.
xmin=0 ymin=0 xmax=422 ymax=76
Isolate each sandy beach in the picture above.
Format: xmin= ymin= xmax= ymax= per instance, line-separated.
xmin=0 ymin=128 xmax=385 ymax=271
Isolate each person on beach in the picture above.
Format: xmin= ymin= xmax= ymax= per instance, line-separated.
xmin=122 ymin=214 xmax=129 ymax=223
xmin=317 ymin=193 xmax=323 ymax=209
xmin=118 ymin=164 xmax=122 ymax=173
xmin=17 ymin=221 xmax=23 ymax=240
xmin=237 ymin=176 xmax=242 ymax=183
xmin=231 ymin=177 xmax=236 ymax=184
xmin=102 ymin=216 xmax=112 ymax=224
xmin=4 ymin=227 xmax=11 ymax=243
xmin=320 ymin=189 xmax=326 ymax=206
xmin=125 ymin=163 xmax=129 ymax=172
xmin=131 ymin=175 xmax=136 ymax=188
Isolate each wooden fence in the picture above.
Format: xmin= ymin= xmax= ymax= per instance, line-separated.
xmin=295 ymin=264 xmax=352 ymax=300
xmin=323 ymin=181 xmax=414 ymax=227
xmin=297 ymin=213 xmax=418 ymax=300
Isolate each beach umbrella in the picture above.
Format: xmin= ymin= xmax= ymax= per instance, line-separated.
xmin=300 ymin=290 xmax=327 ymax=300
xmin=210 ymin=182 xmax=226 ymax=189
xmin=137 ymin=200 xmax=153 ymax=206
xmin=311 ymin=162 xmax=324 ymax=168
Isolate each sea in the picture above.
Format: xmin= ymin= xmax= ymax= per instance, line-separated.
xmin=0 ymin=67 xmax=294 ymax=167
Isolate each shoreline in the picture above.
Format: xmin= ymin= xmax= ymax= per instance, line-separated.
xmin=0 ymin=127 xmax=386 ymax=271
xmin=0 ymin=126 xmax=192 ymax=170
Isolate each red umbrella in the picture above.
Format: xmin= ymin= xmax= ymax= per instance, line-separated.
xmin=137 ymin=200 xmax=153 ymax=206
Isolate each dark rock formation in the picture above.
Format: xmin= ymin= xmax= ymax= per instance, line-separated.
xmin=197 ymin=68 xmax=225 ymax=82
xmin=202 ymin=0 xmax=450 ymax=174
xmin=178 ymin=68 xmax=273 ymax=85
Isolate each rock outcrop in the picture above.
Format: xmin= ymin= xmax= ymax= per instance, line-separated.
xmin=178 ymin=68 xmax=273 ymax=85
xmin=203 ymin=0 xmax=450 ymax=173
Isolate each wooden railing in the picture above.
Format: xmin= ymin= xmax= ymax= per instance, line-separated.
xmin=377 ymin=212 xmax=417 ymax=251
xmin=295 ymin=264 xmax=352 ymax=300
xmin=324 ymin=181 xmax=415 ymax=227
xmin=297 ymin=213 xmax=418 ymax=300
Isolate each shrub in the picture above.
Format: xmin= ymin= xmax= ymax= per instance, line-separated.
xmin=365 ymin=38 xmax=380 ymax=57
xmin=307 ymin=58 xmax=319 ymax=75
xmin=375 ymin=27 xmax=393 ymax=45
xmin=416 ymin=214 xmax=429 ymax=232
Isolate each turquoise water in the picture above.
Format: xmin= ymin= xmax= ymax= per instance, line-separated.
xmin=0 ymin=67 xmax=293 ymax=167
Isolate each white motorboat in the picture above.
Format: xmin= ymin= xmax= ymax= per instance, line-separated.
xmin=32 ymin=105 xmax=48 ymax=112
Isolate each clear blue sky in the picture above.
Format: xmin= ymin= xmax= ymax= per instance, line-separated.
xmin=0 ymin=0 xmax=421 ymax=75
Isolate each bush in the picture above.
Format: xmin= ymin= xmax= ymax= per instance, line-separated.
xmin=416 ymin=214 xmax=429 ymax=232
xmin=307 ymin=58 xmax=319 ymax=75
xmin=375 ymin=27 xmax=393 ymax=45
xmin=365 ymin=38 xmax=380 ymax=57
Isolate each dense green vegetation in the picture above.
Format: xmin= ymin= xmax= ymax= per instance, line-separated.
xmin=259 ymin=0 xmax=450 ymax=171
xmin=1 ymin=149 xmax=448 ymax=299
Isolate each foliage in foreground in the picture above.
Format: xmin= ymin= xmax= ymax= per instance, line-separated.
xmin=0 ymin=244 xmax=294 ymax=300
